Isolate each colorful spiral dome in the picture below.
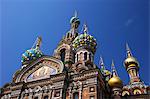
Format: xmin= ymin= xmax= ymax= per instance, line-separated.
xmin=21 ymin=48 xmax=43 ymax=64
xmin=72 ymin=33 xmax=97 ymax=53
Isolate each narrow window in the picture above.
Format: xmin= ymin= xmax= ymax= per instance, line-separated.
xmin=84 ymin=52 xmax=87 ymax=60
xmin=60 ymin=49 xmax=66 ymax=62
xmin=77 ymin=54 xmax=78 ymax=62
xmin=73 ymin=92 xmax=79 ymax=99
xmin=89 ymin=53 xmax=91 ymax=61
xmin=67 ymin=33 xmax=70 ymax=38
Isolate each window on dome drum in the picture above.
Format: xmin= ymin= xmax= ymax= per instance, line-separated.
xmin=89 ymin=53 xmax=91 ymax=61
xmin=77 ymin=54 xmax=78 ymax=62
xmin=60 ymin=49 xmax=66 ymax=62
xmin=73 ymin=92 xmax=79 ymax=99
xmin=84 ymin=52 xmax=87 ymax=60
xmin=44 ymin=96 xmax=48 ymax=99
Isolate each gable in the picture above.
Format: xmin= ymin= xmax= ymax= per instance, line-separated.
xmin=13 ymin=56 xmax=64 ymax=83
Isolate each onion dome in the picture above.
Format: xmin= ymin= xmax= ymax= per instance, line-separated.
xmin=21 ymin=48 xmax=43 ymax=63
xmin=108 ymin=60 xmax=123 ymax=88
xmin=72 ymin=24 xmax=97 ymax=53
xmin=21 ymin=37 xmax=43 ymax=65
xmin=108 ymin=76 xmax=123 ymax=88
xmin=70 ymin=11 xmax=80 ymax=25
xmin=124 ymin=43 xmax=139 ymax=70
xmin=70 ymin=16 xmax=80 ymax=25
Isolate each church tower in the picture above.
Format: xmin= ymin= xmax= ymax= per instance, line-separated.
xmin=124 ymin=43 xmax=140 ymax=83
xmin=72 ymin=23 xmax=97 ymax=73
xmin=108 ymin=60 xmax=123 ymax=99
xmin=122 ymin=43 xmax=147 ymax=96
xmin=53 ymin=12 xmax=80 ymax=70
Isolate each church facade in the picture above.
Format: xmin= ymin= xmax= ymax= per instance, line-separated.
xmin=0 ymin=13 xmax=149 ymax=99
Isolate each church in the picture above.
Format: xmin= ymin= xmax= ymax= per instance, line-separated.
xmin=0 ymin=13 xmax=149 ymax=99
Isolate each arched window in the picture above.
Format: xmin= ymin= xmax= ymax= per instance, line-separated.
xmin=67 ymin=33 xmax=70 ymax=38
xmin=60 ymin=49 xmax=66 ymax=62
xmin=44 ymin=96 xmax=48 ymax=99
xmin=84 ymin=52 xmax=87 ymax=60
xmin=77 ymin=54 xmax=78 ymax=62
xmin=89 ymin=53 xmax=91 ymax=61
xmin=73 ymin=92 xmax=79 ymax=99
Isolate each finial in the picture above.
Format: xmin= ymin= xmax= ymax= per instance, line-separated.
xmin=32 ymin=36 xmax=42 ymax=49
xmin=126 ymin=43 xmax=132 ymax=57
xmin=99 ymin=56 xmax=105 ymax=70
xmin=111 ymin=60 xmax=118 ymax=77
xmin=83 ymin=22 xmax=88 ymax=34
xmin=74 ymin=10 xmax=78 ymax=18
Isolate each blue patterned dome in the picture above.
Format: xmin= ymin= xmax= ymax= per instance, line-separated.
xmin=21 ymin=48 xmax=43 ymax=63
xmin=72 ymin=33 xmax=97 ymax=53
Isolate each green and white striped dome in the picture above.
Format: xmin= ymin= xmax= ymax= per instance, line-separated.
xmin=21 ymin=48 xmax=43 ymax=64
xmin=72 ymin=33 xmax=97 ymax=53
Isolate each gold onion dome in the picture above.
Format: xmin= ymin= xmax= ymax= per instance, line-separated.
xmin=108 ymin=60 xmax=123 ymax=88
xmin=72 ymin=24 xmax=97 ymax=53
xmin=124 ymin=57 xmax=139 ymax=69
xmin=108 ymin=76 xmax=123 ymax=88
xmin=124 ymin=43 xmax=139 ymax=69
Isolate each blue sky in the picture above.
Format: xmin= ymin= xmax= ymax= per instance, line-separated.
xmin=0 ymin=0 xmax=149 ymax=87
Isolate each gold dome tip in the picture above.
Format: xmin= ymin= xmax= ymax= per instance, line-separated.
xmin=124 ymin=57 xmax=139 ymax=68
xmin=108 ymin=76 xmax=123 ymax=88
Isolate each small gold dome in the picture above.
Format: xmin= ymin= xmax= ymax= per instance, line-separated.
xmin=108 ymin=76 xmax=123 ymax=88
xmin=124 ymin=57 xmax=139 ymax=69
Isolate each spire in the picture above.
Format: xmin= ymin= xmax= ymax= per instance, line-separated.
xmin=99 ymin=56 xmax=105 ymax=70
xmin=83 ymin=22 xmax=88 ymax=34
xmin=126 ymin=43 xmax=132 ymax=58
xmin=32 ymin=36 xmax=42 ymax=49
xmin=111 ymin=60 xmax=118 ymax=77
xmin=74 ymin=10 xmax=78 ymax=18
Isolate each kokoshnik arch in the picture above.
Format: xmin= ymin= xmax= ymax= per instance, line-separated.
xmin=0 ymin=12 xmax=149 ymax=99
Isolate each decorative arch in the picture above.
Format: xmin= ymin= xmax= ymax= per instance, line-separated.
xmin=133 ymin=89 xmax=142 ymax=95
xmin=55 ymin=43 xmax=71 ymax=62
xmin=13 ymin=56 xmax=64 ymax=83
xmin=122 ymin=90 xmax=130 ymax=96
xmin=56 ymin=43 xmax=70 ymax=53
